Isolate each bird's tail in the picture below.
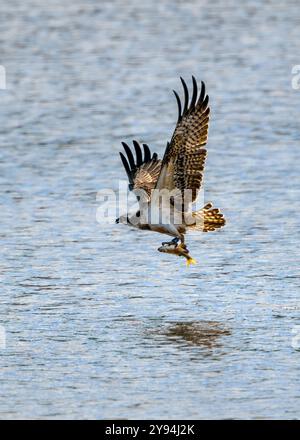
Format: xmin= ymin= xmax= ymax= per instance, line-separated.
xmin=188 ymin=203 xmax=226 ymax=232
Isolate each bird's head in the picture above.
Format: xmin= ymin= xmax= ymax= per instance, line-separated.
xmin=115 ymin=214 xmax=129 ymax=225
xmin=116 ymin=211 xmax=141 ymax=226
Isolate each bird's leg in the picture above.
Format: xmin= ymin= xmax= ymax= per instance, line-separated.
xmin=178 ymin=235 xmax=189 ymax=252
xmin=177 ymin=235 xmax=196 ymax=265
xmin=161 ymin=237 xmax=180 ymax=247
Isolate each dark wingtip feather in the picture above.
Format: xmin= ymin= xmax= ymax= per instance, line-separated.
xmin=119 ymin=152 xmax=132 ymax=181
xmin=121 ymin=141 xmax=135 ymax=170
xmin=202 ymin=94 xmax=209 ymax=110
xmin=198 ymin=81 xmax=206 ymax=105
xmin=180 ymin=77 xmax=189 ymax=115
xmin=143 ymin=143 xmax=151 ymax=162
xmin=133 ymin=140 xmax=142 ymax=166
xmin=190 ymin=76 xmax=198 ymax=110
xmin=173 ymin=90 xmax=182 ymax=122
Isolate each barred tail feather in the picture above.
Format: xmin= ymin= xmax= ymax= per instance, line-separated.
xmin=189 ymin=202 xmax=226 ymax=232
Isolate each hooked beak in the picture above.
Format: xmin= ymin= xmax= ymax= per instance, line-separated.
xmin=158 ymin=245 xmax=169 ymax=253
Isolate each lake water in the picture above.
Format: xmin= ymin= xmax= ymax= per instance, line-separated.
xmin=0 ymin=0 xmax=299 ymax=419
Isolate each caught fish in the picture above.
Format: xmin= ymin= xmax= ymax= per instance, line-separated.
xmin=158 ymin=243 xmax=197 ymax=267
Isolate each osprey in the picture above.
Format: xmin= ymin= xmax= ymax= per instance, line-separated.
xmin=116 ymin=77 xmax=225 ymax=265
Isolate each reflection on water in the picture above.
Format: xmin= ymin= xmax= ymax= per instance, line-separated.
xmin=165 ymin=321 xmax=231 ymax=348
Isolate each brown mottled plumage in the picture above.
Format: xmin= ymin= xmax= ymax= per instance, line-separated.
xmin=191 ymin=203 xmax=226 ymax=232
xmin=133 ymin=160 xmax=162 ymax=199
xmin=119 ymin=140 xmax=161 ymax=199
xmin=156 ymin=77 xmax=209 ymax=201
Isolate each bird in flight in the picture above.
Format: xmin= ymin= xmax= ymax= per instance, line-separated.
xmin=116 ymin=76 xmax=225 ymax=265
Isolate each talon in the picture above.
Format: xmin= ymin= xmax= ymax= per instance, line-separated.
xmin=161 ymin=241 xmax=175 ymax=247
xmin=161 ymin=237 xmax=180 ymax=247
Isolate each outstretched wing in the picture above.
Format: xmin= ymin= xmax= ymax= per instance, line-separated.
xmin=155 ymin=77 xmax=210 ymax=203
xmin=119 ymin=140 xmax=162 ymax=199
